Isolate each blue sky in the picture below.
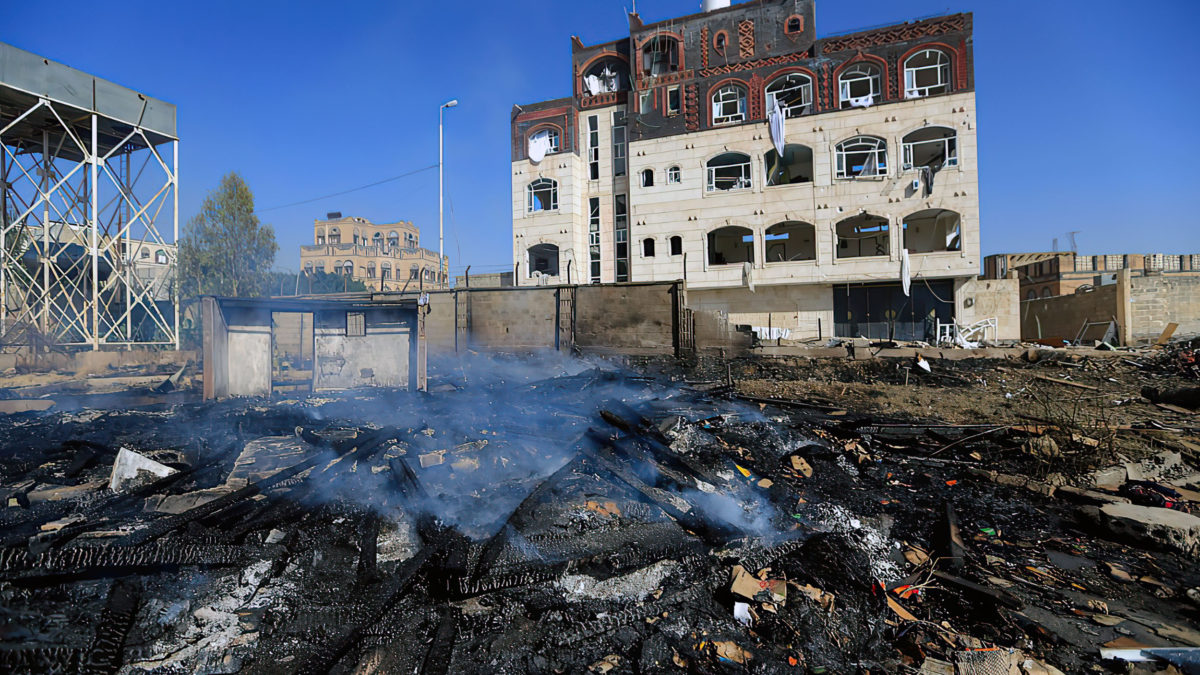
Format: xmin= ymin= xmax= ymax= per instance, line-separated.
xmin=5 ymin=0 xmax=1198 ymax=276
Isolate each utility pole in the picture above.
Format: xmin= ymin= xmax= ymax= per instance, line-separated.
xmin=439 ymin=99 xmax=458 ymax=289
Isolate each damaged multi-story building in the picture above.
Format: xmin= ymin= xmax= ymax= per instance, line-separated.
xmin=300 ymin=213 xmax=449 ymax=292
xmin=511 ymin=0 xmax=990 ymax=341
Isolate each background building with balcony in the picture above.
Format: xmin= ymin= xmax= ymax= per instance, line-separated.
xmin=299 ymin=213 xmax=448 ymax=292
xmin=511 ymin=0 xmax=991 ymax=342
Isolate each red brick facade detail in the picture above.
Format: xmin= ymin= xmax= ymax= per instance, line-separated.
xmin=747 ymin=73 xmax=765 ymax=120
xmin=738 ymin=20 xmax=755 ymax=59
xmin=697 ymin=49 xmax=809 ymax=78
xmin=700 ymin=27 xmax=710 ymax=68
xmin=684 ymin=84 xmax=700 ymax=131
xmin=822 ymin=15 xmax=966 ymax=54
xmin=956 ymin=38 xmax=968 ymax=90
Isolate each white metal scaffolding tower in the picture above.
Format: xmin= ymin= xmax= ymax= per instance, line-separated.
xmin=0 ymin=42 xmax=178 ymax=350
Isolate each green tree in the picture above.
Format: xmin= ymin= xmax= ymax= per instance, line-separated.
xmin=177 ymin=172 xmax=278 ymax=298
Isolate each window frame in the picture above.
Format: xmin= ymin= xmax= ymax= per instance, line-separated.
xmin=706 ymin=152 xmax=753 ymax=192
xmin=526 ymin=178 xmax=559 ymax=213
xmin=667 ymin=166 xmax=681 ymax=184
xmin=642 ymin=238 xmax=655 ymax=258
xmin=901 ymin=128 xmax=958 ymax=171
xmin=835 ymin=136 xmax=888 ymax=179
xmin=666 ymin=86 xmax=681 ymax=116
xmin=903 ymin=49 xmax=951 ymax=99
xmin=838 ymin=63 xmax=882 ymax=107
xmin=528 ymin=126 xmax=561 ymax=154
xmin=641 ymin=168 xmax=655 ymax=187
xmin=711 ymin=84 xmax=747 ymax=126
xmin=669 ymin=236 xmax=683 ymax=257
xmin=764 ymin=73 xmax=813 ymax=118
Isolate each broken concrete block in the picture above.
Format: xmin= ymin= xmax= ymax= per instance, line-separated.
xmin=1089 ymin=465 xmax=1127 ymax=489
xmin=1082 ymin=502 xmax=1200 ymax=558
xmin=109 ymin=447 xmax=176 ymax=492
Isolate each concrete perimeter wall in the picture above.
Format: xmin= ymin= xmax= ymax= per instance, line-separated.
xmin=1128 ymin=275 xmax=1200 ymax=341
xmin=1021 ymin=283 xmax=1119 ymax=344
xmin=574 ymin=284 xmax=680 ymax=355
xmin=956 ymin=276 xmax=1020 ymax=341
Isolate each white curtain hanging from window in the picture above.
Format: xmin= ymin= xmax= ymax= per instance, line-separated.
xmin=901 ymin=248 xmax=912 ymax=297
xmin=528 ymin=130 xmax=552 ymax=163
xmin=768 ymin=99 xmax=786 ymax=156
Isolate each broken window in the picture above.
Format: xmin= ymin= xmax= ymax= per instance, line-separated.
xmin=838 ymin=63 xmax=882 ymax=107
xmin=526 ymin=178 xmax=558 ymax=213
xmin=764 ymin=143 xmax=813 ymax=186
xmin=714 ymin=32 xmax=727 ymax=53
xmin=614 ymin=194 xmax=629 ymax=282
xmin=765 ymin=221 xmax=816 ymax=262
xmin=612 ymin=112 xmax=627 ymax=177
xmin=904 ymin=49 xmax=951 ymax=98
xmin=836 ymin=214 xmax=890 ymax=258
xmin=707 ymin=152 xmax=752 ymax=192
xmin=712 ymin=84 xmax=747 ymax=125
xmin=589 ymin=197 xmax=601 ymax=283
xmin=667 ymin=86 xmax=681 ymax=116
xmin=381 ymin=263 xmax=391 ymax=280
xmin=903 ymin=209 xmax=961 ymax=253
xmin=667 ymin=165 xmax=681 ymax=184
xmin=670 ymin=235 xmax=683 ymax=256
xmin=587 ymin=115 xmax=600 ymax=180
xmin=582 ymin=58 xmax=628 ymax=95
xmin=528 ymin=243 xmax=560 ymax=276
xmin=785 ymin=16 xmax=803 ymax=34
xmin=316 ymin=229 xmax=325 ymax=245
xmin=372 ymin=232 xmax=383 ymax=248
xmin=643 ymin=238 xmax=655 ymax=257
xmin=764 ymin=73 xmax=812 ymax=117
xmin=707 ymin=226 xmax=754 ymax=266
xmin=902 ymin=126 xmax=957 ymax=171
xmin=639 ymin=91 xmax=653 ymax=115
xmin=342 ymin=261 xmax=353 ymax=276
xmin=328 ymin=227 xmax=341 ymax=245
xmin=346 ymin=312 xmax=365 ymax=337
xmin=835 ymin=136 xmax=888 ymax=179
xmin=641 ymin=168 xmax=654 ymax=187
xmin=367 ymin=262 xmax=376 ymax=278
xmin=140 ymin=248 xmax=150 ymax=259
xmin=529 ymin=127 xmax=560 ymax=155
xmin=642 ymin=35 xmax=679 ymax=76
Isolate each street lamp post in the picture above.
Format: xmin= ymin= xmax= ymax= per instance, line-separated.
xmin=439 ymin=99 xmax=458 ymax=288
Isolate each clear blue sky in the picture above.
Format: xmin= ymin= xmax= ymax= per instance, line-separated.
xmin=5 ymin=0 xmax=1198 ymax=276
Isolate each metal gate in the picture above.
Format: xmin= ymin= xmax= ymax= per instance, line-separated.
xmin=833 ymin=280 xmax=954 ymax=342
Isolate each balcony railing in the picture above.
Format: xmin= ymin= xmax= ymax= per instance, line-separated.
xmin=300 ymin=243 xmax=442 ymax=261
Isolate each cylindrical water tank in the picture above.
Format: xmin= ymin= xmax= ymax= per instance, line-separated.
xmin=702 ymin=0 xmax=732 ymax=12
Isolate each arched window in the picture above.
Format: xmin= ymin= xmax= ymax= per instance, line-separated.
xmin=765 ymin=222 xmax=816 ymax=262
xmin=903 ymin=209 xmax=962 ymax=253
xmin=765 ymin=73 xmax=813 ymax=117
xmin=641 ymin=168 xmax=655 ymax=187
xmin=316 ymin=228 xmax=326 ymax=245
xmin=667 ymin=166 xmax=681 ymax=184
xmin=707 ymin=226 xmax=754 ymax=266
xmin=643 ymin=238 xmax=655 ymax=257
xmin=528 ymin=243 xmax=560 ymax=276
xmin=669 ymin=236 xmax=683 ymax=256
xmin=342 ymin=260 xmax=353 ymax=276
xmin=1026 ymin=289 xmax=1036 ymax=301
xmin=304 ymin=261 xmax=314 ymax=274
xmin=712 ymin=84 xmax=747 ymax=125
xmin=1041 ymin=288 xmax=1052 ymax=299
xmin=904 ymin=49 xmax=951 ymax=98
xmin=527 ymin=178 xmax=558 ymax=213
xmin=387 ymin=231 xmax=399 ymax=249
xmin=140 ymin=248 xmax=150 ymax=259
xmin=353 ymin=230 xmax=361 ymax=245
xmin=706 ymin=152 xmax=752 ymax=192
xmin=835 ymin=136 xmax=888 ymax=179
xmin=367 ymin=262 xmax=376 ymax=278
xmin=529 ymin=127 xmax=560 ymax=155
xmin=381 ymin=262 xmax=392 ymax=280
xmin=902 ymin=126 xmax=958 ymax=170
xmin=155 ymin=249 xmax=167 ymax=264
xmin=582 ymin=58 xmax=628 ymax=95
xmin=785 ymin=16 xmax=803 ymax=34
xmin=372 ymin=232 xmax=383 ymax=248
xmin=328 ymin=227 xmax=341 ymax=244
xmin=764 ymin=143 xmax=813 ymax=186
xmin=838 ymin=63 xmax=882 ymax=107
xmin=714 ymin=32 xmax=727 ymax=54
xmin=642 ymin=36 xmax=679 ymax=76
xmin=410 ymin=265 xmax=419 ymax=280
xmin=835 ymin=214 xmax=889 ymax=259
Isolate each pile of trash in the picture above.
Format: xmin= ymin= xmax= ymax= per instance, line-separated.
xmin=0 ymin=354 xmax=1198 ymax=673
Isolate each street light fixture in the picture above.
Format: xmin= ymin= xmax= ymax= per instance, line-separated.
xmin=439 ymin=99 xmax=458 ymax=288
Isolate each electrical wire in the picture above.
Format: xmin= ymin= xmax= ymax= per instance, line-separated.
xmin=255 ymin=164 xmax=438 ymax=214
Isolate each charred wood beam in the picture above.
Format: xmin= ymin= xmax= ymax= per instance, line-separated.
xmin=419 ymin=606 xmax=461 ymax=675
xmin=80 ymin=579 xmax=139 ymax=674
xmin=0 ymin=647 xmax=82 ymax=674
xmin=357 ymin=513 xmax=381 ymax=583
xmin=0 ymin=543 xmax=253 ymax=582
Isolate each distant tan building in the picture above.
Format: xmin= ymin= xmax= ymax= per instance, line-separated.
xmin=299 ymin=213 xmax=448 ymax=292
xmin=984 ymin=252 xmax=1200 ymax=300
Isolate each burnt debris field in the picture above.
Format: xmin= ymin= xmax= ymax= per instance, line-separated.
xmin=1 ymin=352 xmax=1199 ymax=673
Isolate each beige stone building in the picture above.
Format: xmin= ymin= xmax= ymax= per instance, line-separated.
xmin=511 ymin=0 xmax=984 ymax=342
xmin=299 ymin=214 xmax=448 ymax=292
